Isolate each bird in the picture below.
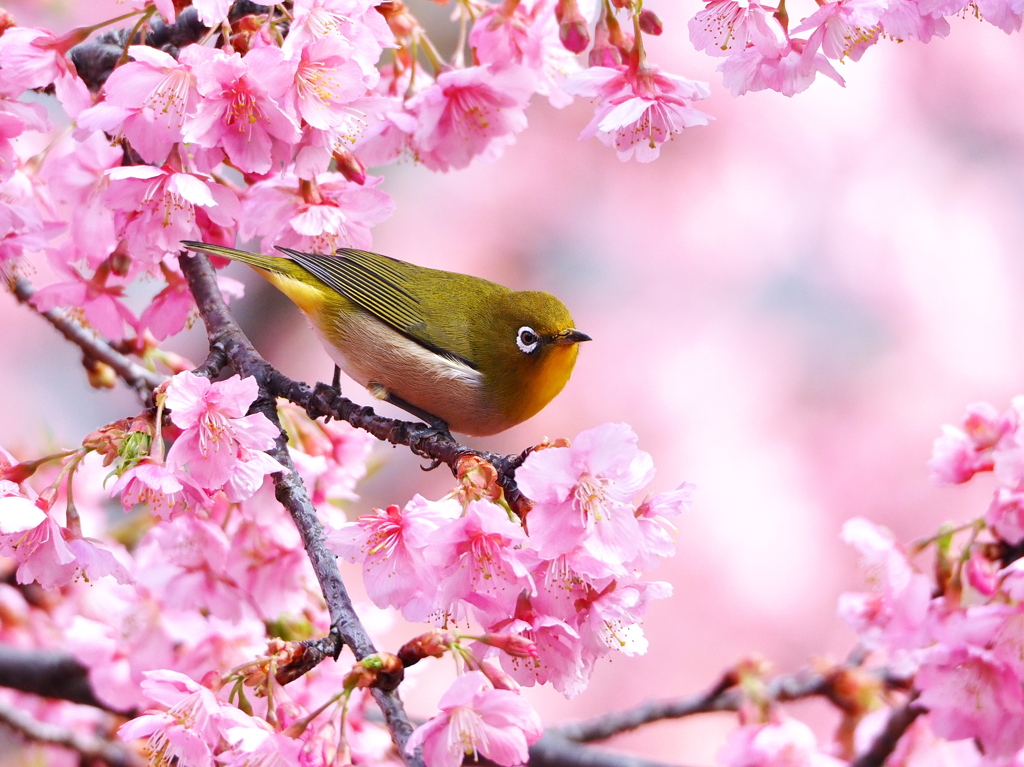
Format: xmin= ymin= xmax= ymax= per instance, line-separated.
xmin=181 ymin=241 xmax=591 ymax=436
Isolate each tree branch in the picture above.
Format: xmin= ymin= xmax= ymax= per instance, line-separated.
xmin=179 ymin=251 xmax=420 ymax=765
xmin=530 ymin=731 xmax=685 ymax=767
xmin=0 ymin=645 xmax=114 ymax=711
xmin=850 ymin=700 xmax=922 ymax=767
xmin=0 ymin=697 xmax=142 ymax=767
xmin=8 ymin=276 xmax=165 ymax=403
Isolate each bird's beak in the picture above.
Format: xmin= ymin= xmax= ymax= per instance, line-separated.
xmin=554 ymin=329 xmax=592 ymax=345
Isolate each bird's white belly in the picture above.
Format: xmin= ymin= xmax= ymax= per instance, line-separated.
xmin=313 ymin=311 xmax=509 ymax=435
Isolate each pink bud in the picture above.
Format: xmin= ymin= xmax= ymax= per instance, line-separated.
xmin=333 ymin=147 xmax=367 ymax=186
xmin=555 ymin=0 xmax=591 ymax=53
xmin=638 ymin=9 xmax=663 ymax=35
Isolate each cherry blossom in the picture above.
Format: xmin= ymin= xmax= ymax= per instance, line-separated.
xmin=103 ymin=165 xmax=241 ymax=265
xmin=78 ymin=46 xmax=200 ymax=165
xmin=405 ymin=671 xmax=542 ymax=767
xmin=163 ymin=371 xmax=286 ymax=497
xmin=184 ymin=46 xmax=302 ymax=175
xmin=240 ymin=171 xmax=394 ymax=253
xmin=688 ymin=0 xmax=784 ymax=56
xmin=408 ymin=64 xmax=535 ymax=172
xmin=517 ymin=423 xmax=655 ymax=565
xmin=0 ymin=26 xmax=92 ymax=116
xmin=328 ymin=496 xmax=462 ymax=620
xmin=564 ymin=63 xmax=711 ymax=162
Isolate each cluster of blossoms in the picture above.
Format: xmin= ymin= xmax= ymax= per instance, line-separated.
xmin=0 ymin=369 xmax=687 ymax=765
xmin=689 ymin=0 xmax=1022 ymax=97
xmin=726 ymin=398 xmax=1024 ymax=764
xmin=0 ymin=0 xmax=716 ymax=383
xmin=677 ymin=398 xmax=1024 ymax=765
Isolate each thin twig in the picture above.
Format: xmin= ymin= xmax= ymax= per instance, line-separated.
xmin=8 ymin=276 xmax=165 ymax=403
xmin=0 ymin=697 xmax=143 ymax=767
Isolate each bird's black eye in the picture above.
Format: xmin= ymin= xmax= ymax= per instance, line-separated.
xmin=516 ymin=326 xmax=540 ymax=354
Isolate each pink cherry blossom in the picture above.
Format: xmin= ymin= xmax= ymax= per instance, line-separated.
xmin=30 ymin=265 xmax=139 ymax=340
xmin=987 ymin=487 xmax=1024 ymax=545
xmin=220 ymin=720 xmax=304 ymax=766
xmin=39 ymin=131 xmax=121 ymax=269
xmin=352 ymin=94 xmax=420 ymax=167
xmin=837 ymin=518 xmax=931 ymax=652
xmin=425 ymin=499 xmax=534 ymax=623
xmin=517 ymin=423 xmax=655 ymax=564
xmin=139 ymin=267 xmax=197 ymax=341
xmin=792 ymin=0 xmax=889 ymax=61
xmin=0 ymin=495 xmax=131 ymax=589
xmin=184 ymin=47 xmax=301 ymax=175
xmin=282 ymin=0 xmax=394 ymax=75
xmin=929 ymin=402 xmax=1014 ymax=483
xmin=103 ymin=165 xmax=240 ymax=265
xmin=877 ymin=0 xmax=951 ymax=42
xmin=719 ymin=37 xmax=845 ymax=97
xmin=564 ymin=64 xmax=712 ymax=162
xmin=688 ymin=0 xmax=785 ymax=56
xmin=110 ymin=457 xmax=210 ymax=518
xmin=405 ymin=671 xmax=542 ymax=767
xmin=916 ymin=642 xmax=1024 ymax=757
xmin=493 ymin=595 xmax=586 ymax=696
xmin=240 ymin=171 xmax=394 ymax=253
xmin=118 ymin=669 xmax=228 ymax=766
xmin=288 ymin=35 xmax=373 ymax=130
xmin=327 ymin=496 xmax=461 ymax=620
xmin=0 ymin=184 xmax=64 ymax=266
xmin=164 ymin=371 xmax=286 ymax=496
xmin=193 ymin=0 xmax=233 ymax=27
xmin=719 ymin=719 xmax=846 ymax=767
xmin=929 ymin=424 xmax=993 ymax=484
xmin=409 ymin=64 xmax=535 ymax=172
xmin=574 ymin=580 xmax=670 ymax=663
xmin=470 ymin=0 xmax=579 ymax=108
xmin=630 ymin=481 xmax=694 ymax=570
xmin=0 ymin=26 xmax=92 ymax=116
xmin=0 ymin=103 xmax=44 ymax=182
xmin=78 ymin=45 xmax=200 ymax=165
xmin=977 ymin=0 xmax=1024 ymax=32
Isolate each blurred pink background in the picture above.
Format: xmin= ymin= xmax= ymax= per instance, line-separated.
xmin=4 ymin=1 xmax=1024 ymax=763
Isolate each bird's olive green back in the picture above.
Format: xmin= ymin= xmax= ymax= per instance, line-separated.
xmin=276 ymin=246 xmax=514 ymax=369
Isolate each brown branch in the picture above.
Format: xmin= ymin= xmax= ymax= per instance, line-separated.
xmin=850 ymin=699 xmax=922 ymax=767
xmin=8 ymin=276 xmax=165 ymax=403
xmin=548 ymin=660 xmax=915 ymax=767
xmin=529 ymin=731 xmax=685 ymax=767
xmin=0 ymin=697 xmax=142 ymax=767
xmin=0 ymin=645 xmax=120 ymax=712
xmin=179 ymin=251 xmax=420 ymax=765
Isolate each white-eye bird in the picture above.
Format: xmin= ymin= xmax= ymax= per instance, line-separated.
xmin=182 ymin=242 xmax=591 ymax=436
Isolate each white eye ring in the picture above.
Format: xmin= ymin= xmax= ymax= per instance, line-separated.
xmin=517 ymin=326 xmax=540 ymax=354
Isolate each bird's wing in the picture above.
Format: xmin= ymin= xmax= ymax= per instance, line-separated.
xmin=275 ymin=246 xmax=477 ymax=369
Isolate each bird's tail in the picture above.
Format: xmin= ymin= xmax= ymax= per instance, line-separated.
xmin=180 ymin=241 xmax=290 ymax=274
xmin=181 ymin=241 xmax=329 ymax=315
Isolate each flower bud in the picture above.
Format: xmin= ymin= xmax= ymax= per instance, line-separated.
xmin=454 ymin=454 xmax=502 ymax=503
xmin=638 ymin=9 xmax=663 ymax=35
xmin=333 ymin=147 xmax=367 ymax=185
xmin=481 ymin=632 xmax=538 ymax=659
xmin=555 ymin=0 xmax=590 ymax=53
xmin=0 ymin=9 xmax=16 ymax=36
xmin=86 ymin=358 xmax=117 ymax=390
xmin=398 ymin=628 xmax=456 ymax=667
xmin=479 ymin=659 xmax=521 ymax=691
